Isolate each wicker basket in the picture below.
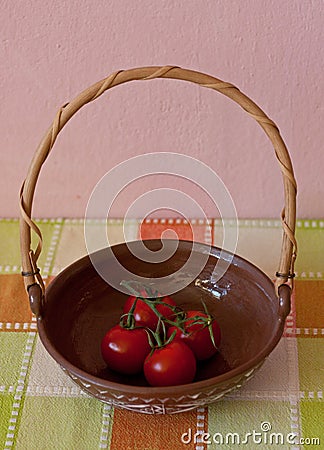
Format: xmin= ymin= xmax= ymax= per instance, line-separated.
xmin=19 ymin=66 xmax=297 ymax=414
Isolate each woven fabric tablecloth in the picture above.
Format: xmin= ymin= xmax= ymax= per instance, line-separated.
xmin=0 ymin=218 xmax=323 ymax=449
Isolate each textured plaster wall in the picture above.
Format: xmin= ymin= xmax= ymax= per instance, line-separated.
xmin=1 ymin=0 xmax=323 ymax=219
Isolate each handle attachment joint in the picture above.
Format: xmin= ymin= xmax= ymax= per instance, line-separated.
xmin=27 ymin=283 xmax=43 ymax=317
xmin=22 ymin=267 xmax=40 ymax=277
xmin=277 ymin=283 xmax=291 ymax=319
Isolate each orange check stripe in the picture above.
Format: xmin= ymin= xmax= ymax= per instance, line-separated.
xmin=295 ymin=280 xmax=324 ymax=329
xmin=139 ymin=219 xmax=213 ymax=244
xmin=110 ymin=408 xmax=200 ymax=450
xmin=0 ymin=274 xmax=32 ymax=324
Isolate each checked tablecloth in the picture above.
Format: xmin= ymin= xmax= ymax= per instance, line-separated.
xmin=0 ymin=218 xmax=323 ymax=449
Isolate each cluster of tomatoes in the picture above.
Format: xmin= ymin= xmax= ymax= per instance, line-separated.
xmin=101 ymin=286 xmax=221 ymax=387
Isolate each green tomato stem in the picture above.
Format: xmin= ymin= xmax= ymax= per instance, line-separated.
xmin=120 ymin=280 xmax=219 ymax=348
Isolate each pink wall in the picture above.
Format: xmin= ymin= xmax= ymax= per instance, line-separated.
xmin=1 ymin=0 xmax=323 ymax=219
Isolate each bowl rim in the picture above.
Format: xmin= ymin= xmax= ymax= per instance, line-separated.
xmin=38 ymin=239 xmax=286 ymax=396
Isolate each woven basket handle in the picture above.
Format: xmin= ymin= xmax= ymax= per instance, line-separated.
xmin=19 ymin=66 xmax=297 ymax=313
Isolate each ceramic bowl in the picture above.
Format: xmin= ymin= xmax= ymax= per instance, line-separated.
xmin=37 ymin=239 xmax=290 ymax=414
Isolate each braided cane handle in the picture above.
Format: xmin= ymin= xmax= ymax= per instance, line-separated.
xmin=19 ymin=66 xmax=297 ymax=313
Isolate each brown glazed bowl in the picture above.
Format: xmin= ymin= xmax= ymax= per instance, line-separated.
xmin=37 ymin=239 xmax=290 ymax=414
xmin=20 ymin=67 xmax=296 ymax=414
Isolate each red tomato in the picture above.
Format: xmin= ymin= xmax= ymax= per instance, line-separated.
xmin=167 ymin=310 xmax=221 ymax=361
xmin=123 ymin=295 xmax=177 ymax=330
xmin=101 ymin=325 xmax=151 ymax=375
xmin=144 ymin=341 xmax=196 ymax=387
